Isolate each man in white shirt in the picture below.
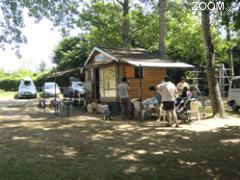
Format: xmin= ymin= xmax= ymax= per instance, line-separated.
xmin=157 ymin=76 xmax=179 ymax=127
xmin=177 ymin=77 xmax=190 ymax=96
xmin=118 ymin=77 xmax=130 ymax=120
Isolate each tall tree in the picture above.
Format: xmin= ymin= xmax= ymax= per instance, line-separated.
xmin=38 ymin=60 xmax=47 ymax=72
xmin=116 ymin=0 xmax=130 ymax=46
xmin=159 ymin=0 xmax=166 ymax=57
xmin=79 ymin=1 xmax=123 ymax=47
xmin=52 ymin=37 xmax=88 ymax=71
xmin=201 ymin=0 xmax=225 ymax=117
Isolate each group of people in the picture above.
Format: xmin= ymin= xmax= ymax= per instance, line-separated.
xmin=156 ymin=76 xmax=190 ymax=127
xmin=117 ymin=76 xmax=191 ymax=127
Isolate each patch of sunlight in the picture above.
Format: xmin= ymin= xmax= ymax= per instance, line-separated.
xmin=124 ymin=165 xmax=138 ymax=174
xmin=90 ymin=134 xmax=114 ymax=140
xmin=101 ymin=130 xmax=113 ymax=134
xmin=39 ymin=154 xmax=54 ymax=158
xmin=178 ymin=160 xmax=197 ymax=167
xmin=43 ymin=128 xmax=53 ymax=131
xmin=122 ymin=132 xmax=131 ymax=136
xmin=163 ymin=149 xmax=171 ymax=153
xmin=137 ymin=136 xmax=150 ymax=141
xmin=172 ymin=150 xmax=180 ymax=154
xmin=182 ymin=118 xmax=240 ymax=132
xmin=116 ymin=124 xmax=135 ymax=131
xmin=120 ymin=154 xmax=139 ymax=161
xmin=220 ymin=138 xmax=240 ymax=145
xmin=134 ymin=150 xmax=147 ymax=154
xmin=91 ymin=134 xmax=105 ymax=141
xmin=81 ymin=130 xmax=89 ymax=133
xmin=63 ymin=146 xmax=78 ymax=157
xmin=109 ymin=147 xmax=127 ymax=156
xmin=148 ymin=142 xmax=155 ymax=145
xmin=156 ymin=131 xmax=168 ymax=135
xmin=152 ymin=151 xmax=164 ymax=155
xmin=12 ymin=136 xmax=29 ymax=140
xmin=79 ymin=116 xmax=99 ymax=120
xmin=138 ymin=127 xmax=151 ymax=131
xmin=181 ymin=136 xmax=190 ymax=140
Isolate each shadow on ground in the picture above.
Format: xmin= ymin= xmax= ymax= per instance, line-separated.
xmin=0 ymin=105 xmax=240 ymax=180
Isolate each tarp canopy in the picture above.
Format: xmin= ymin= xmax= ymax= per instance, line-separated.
xmin=122 ymin=60 xmax=195 ymax=68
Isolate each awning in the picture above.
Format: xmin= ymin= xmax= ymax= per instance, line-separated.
xmin=123 ymin=60 xmax=195 ymax=68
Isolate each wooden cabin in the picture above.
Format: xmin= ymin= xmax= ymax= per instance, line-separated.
xmin=83 ymin=47 xmax=194 ymax=112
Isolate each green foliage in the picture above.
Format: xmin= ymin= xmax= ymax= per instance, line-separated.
xmin=0 ymin=0 xmax=82 ymax=51
xmin=38 ymin=60 xmax=47 ymax=72
xmin=0 ymin=69 xmax=49 ymax=91
xmin=78 ymin=1 xmax=123 ymax=48
xmin=165 ymin=4 xmax=205 ymax=65
xmin=52 ymin=36 xmax=88 ymax=71
xmin=130 ymin=8 xmax=159 ymax=50
xmin=0 ymin=0 xmax=239 ymax=69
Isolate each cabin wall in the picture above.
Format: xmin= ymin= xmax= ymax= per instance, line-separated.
xmin=120 ymin=64 xmax=166 ymax=99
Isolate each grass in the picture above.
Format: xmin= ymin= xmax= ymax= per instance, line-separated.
xmin=199 ymin=98 xmax=240 ymax=118
xmin=0 ymin=90 xmax=17 ymax=99
xmin=0 ymin=90 xmax=63 ymax=100
xmin=0 ymin=104 xmax=240 ymax=179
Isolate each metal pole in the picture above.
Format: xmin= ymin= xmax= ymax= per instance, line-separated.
xmin=139 ymin=64 xmax=143 ymax=121
xmin=54 ymin=68 xmax=58 ymax=116
xmin=43 ymin=79 xmax=46 ymax=113
xmin=230 ymin=49 xmax=234 ymax=77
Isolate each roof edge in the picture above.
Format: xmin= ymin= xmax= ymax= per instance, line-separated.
xmin=84 ymin=46 xmax=119 ymax=66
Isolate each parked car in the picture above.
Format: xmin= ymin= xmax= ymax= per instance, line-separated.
xmin=228 ymin=76 xmax=240 ymax=112
xmin=43 ymin=82 xmax=61 ymax=97
xmin=18 ymin=77 xmax=37 ymax=98
xmin=63 ymin=81 xmax=86 ymax=98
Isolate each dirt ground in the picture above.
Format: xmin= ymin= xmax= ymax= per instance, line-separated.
xmin=0 ymin=99 xmax=240 ymax=179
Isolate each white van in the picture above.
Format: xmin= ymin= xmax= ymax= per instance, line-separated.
xmin=18 ymin=77 xmax=37 ymax=98
xmin=228 ymin=76 xmax=240 ymax=112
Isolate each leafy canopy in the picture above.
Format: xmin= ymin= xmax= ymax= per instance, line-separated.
xmin=52 ymin=36 xmax=88 ymax=71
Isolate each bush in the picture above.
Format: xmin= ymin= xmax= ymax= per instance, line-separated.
xmin=0 ymin=69 xmax=49 ymax=91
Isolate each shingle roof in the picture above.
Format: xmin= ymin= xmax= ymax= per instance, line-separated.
xmin=99 ymin=47 xmax=172 ymax=63
xmin=84 ymin=46 xmax=194 ymax=68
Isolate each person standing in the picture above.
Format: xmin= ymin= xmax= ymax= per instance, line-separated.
xmin=118 ymin=77 xmax=130 ymax=120
xmin=177 ymin=76 xmax=190 ymax=96
xmin=157 ymin=76 xmax=179 ymax=127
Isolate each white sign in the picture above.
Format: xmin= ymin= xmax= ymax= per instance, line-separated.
xmin=95 ymin=54 xmax=105 ymax=62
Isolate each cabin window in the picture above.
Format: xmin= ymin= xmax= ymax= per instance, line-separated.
xmin=134 ymin=66 xmax=144 ymax=79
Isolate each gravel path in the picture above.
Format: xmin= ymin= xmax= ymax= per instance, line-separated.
xmin=0 ymin=99 xmax=38 ymax=107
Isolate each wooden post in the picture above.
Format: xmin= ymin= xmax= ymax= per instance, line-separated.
xmin=54 ymin=68 xmax=58 ymax=117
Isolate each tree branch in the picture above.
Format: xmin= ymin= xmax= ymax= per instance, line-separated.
xmin=115 ymin=0 xmax=124 ymax=6
xmin=85 ymin=17 xmax=124 ymax=37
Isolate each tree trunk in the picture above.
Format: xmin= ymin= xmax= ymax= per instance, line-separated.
xmin=201 ymin=0 xmax=225 ymax=117
xmin=122 ymin=0 xmax=130 ymax=47
xmin=159 ymin=0 xmax=165 ymax=57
